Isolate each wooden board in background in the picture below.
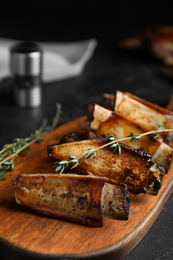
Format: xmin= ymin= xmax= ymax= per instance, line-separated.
xmin=0 ymin=116 xmax=173 ymax=260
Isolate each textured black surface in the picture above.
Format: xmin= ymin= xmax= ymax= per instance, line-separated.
xmin=0 ymin=20 xmax=173 ymax=260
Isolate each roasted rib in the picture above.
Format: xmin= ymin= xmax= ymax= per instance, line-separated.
xmin=115 ymin=91 xmax=173 ymax=136
xmin=48 ymin=140 xmax=164 ymax=195
xmin=13 ymin=173 xmax=129 ymax=226
xmin=90 ymin=104 xmax=173 ymax=171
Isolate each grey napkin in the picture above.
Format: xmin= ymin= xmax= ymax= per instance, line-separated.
xmin=0 ymin=38 xmax=97 ymax=82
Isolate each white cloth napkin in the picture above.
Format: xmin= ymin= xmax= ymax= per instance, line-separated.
xmin=0 ymin=38 xmax=97 ymax=82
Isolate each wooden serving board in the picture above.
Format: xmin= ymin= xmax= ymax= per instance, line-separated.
xmin=0 ymin=116 xmax=173 ymax=260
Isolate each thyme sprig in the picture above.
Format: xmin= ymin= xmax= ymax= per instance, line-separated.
xmin=53 ymin=156 xmax=79 ymax=173
xmin=54 ymin=127 xmax=173 ymax=174
xmin=126 ymin=132 xmax=142 ymax=143
xmin=106 ymin=134 xmax=121 ymax=154
xmin=0 ymin=103 xmax=61 ymax=180
xmin=87 ymin=148 xmax=97 ymax=158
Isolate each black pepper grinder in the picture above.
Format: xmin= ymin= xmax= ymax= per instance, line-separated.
xmin=10 ymin=41 xmax=42 ymax=108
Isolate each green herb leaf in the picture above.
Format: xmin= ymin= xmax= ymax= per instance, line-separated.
xmin=110 ymin=143 xmax=118 ymax=152
xmin=0 ymin=169 xmax=6 ymax=180
xmin=10 ymin=146 xmax=17 ymax=153
xmin=118 ymin=143 xmax=121 ymax=154
xmin=127 ymin=132 xmax=141 ymax=143
xmin=69 ymin=156 xmax=78 ymax=161
xmin=58 ymin=160 xmax=69 ymax=166
xmin=36 ymin=138 xmax=44 ymax=143
xmin=53 ymin=160 xmax=69 ymax=173
xmin=70 ymin=161 xmax=79 ymax=169
xmin=69 ymin=156 xmax=79 ymax=169
xmin=86 ymin=148 xmax=96 ymax=158
xmin=110 ymin=142 xmax=121 ymax=154
xmin=106 ymin=134 xmax=116 ymax=142
xmin=153 ymin=125 xmax=164 ymax=139
xmin=13 ymin=138 xmax=21 ymax=144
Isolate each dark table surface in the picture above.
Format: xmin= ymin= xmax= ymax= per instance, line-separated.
xmin=0 ymin=20 xmax=173 ymax=260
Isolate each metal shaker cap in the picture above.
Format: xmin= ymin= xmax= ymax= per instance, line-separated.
xmin=10 ymin=41 xmax=42 ymax=76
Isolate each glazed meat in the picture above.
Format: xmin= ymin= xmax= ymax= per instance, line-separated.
xmin=13 ymin=173 xmax=129 ymax=226
xmin=90 ymin=104 xmax=173 ymax=171
xmin=115 ymin=91 xmax=173 ymax=134
xmin=48 ymin=140 xmax=164 ymax=195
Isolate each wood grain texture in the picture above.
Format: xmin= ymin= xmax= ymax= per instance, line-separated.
xmin=0 ymin=116 xmax=173 ymax=260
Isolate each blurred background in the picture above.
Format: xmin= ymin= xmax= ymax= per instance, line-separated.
xmin=0 ymin=1 xmax=173 ymax=41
